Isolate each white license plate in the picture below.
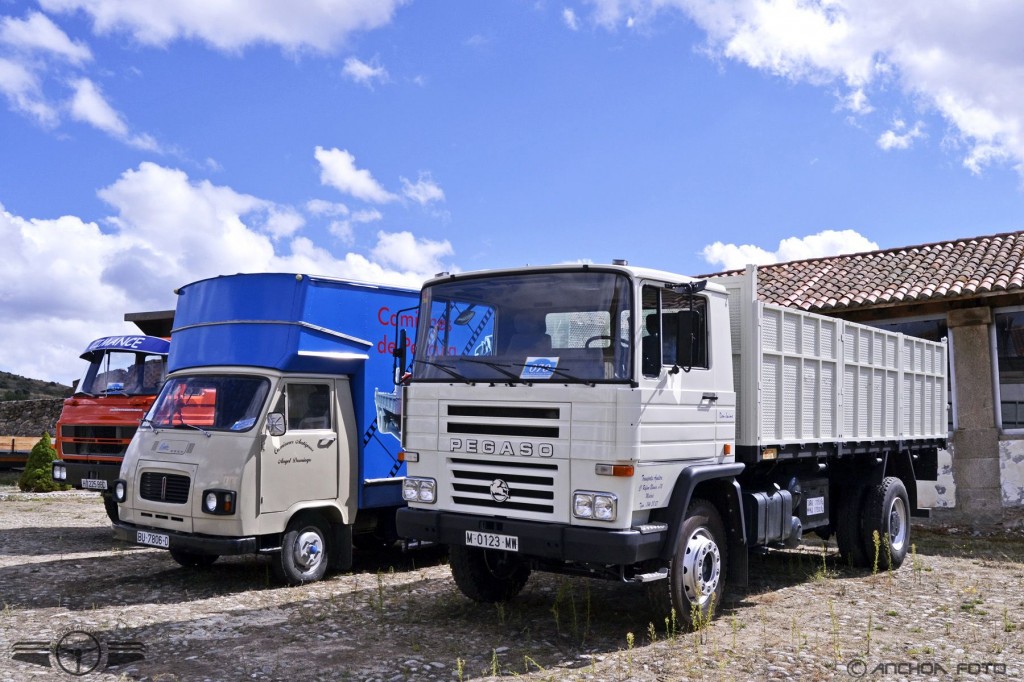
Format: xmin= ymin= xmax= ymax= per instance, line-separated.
xmin=465 ymin=530 xmax=518 ymax=552
xmin=137 ymin=531 xmax=169 ymax=548
xmin=81 ymin=478 xmax=108 ymax=491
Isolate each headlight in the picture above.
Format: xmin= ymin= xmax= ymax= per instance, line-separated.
xmin=572 ymin=491 xmax=617 ymax=521
xmin=201 ymin=489 xmax=236 ymax=515
xmin=403 ymin=477 xmax=436 ymax=504
xmin=52 ymin=463 xmax=67 ymax=481
xmin=113 ymin=479 xmax=127 ymax=503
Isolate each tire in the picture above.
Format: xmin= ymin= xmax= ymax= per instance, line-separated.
xmin=667 ymin=499 xmax=727 ymax=628
xmin=835 ymin=484 xmax=870 ymax=568
xmin=273 ymin=515 xmax=330 ymax=585
xmin=449 ymin=544 xmax=530 ymax=603
xmin=863 ymin=477 xmax=910 ymax=570
xmin=169 ymin=549 xmax=218 ymax=568
xmin=102 ymin=495 xmax=119 ymax=524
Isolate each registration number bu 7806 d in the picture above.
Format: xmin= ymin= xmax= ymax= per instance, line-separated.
xmin=465 ymin=530 xmax=518 ymax=552
xmin=137 ymin=530 xmax=169 ymax=548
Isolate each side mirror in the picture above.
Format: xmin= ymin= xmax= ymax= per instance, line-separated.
xmin=266 ymin=412 xmax=286 ymax=437
xmin=393 ymin=328 xmax=408 ymax=385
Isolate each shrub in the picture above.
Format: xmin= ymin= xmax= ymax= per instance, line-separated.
xmin=18 ymin=432 xmax=68 ymax=492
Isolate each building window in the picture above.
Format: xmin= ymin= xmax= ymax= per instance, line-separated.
xmin=995 ymin=310 xmax=1024 ymax=429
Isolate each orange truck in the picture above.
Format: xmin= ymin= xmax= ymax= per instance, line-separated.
xmin=51 ymin=334 xmax=170 ymax=521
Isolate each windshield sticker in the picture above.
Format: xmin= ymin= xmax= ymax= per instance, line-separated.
xmin=521 ymin=357 xmax=559 ymax=380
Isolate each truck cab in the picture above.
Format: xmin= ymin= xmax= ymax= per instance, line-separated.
xmin=111 ymin=273 xmax=418 ymax=584
xmin=51 ymin=335 xmax=169 ymax=521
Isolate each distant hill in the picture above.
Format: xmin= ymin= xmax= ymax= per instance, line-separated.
xmin=0 ymin=371 xmax=72 ymax=402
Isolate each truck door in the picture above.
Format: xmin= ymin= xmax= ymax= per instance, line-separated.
xmin=639 ymin=284 xmax=719 ymax=462
xmin=261 ymin=380 xmax=342 ymax=513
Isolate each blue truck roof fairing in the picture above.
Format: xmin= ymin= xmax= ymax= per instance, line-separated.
xmin=168 ymin=272 xmax=419 ymax=509
xmin=169 ymin=273 xmax=417 ymax=374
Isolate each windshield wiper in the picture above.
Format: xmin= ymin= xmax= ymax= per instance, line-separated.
xmin=461 ymin=357 xmax=520 ymax=382
xmin=178 ymin=421 xmax=212 ymax=438
xmin=414 ymin=359 xmax=474 ymax=384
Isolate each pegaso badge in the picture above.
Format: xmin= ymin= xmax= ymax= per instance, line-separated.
xmin=489 ymin=479 xmax=510 ymax=503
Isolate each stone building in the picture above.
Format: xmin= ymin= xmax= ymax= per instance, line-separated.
xmin=706 ymin=230 xmax=1024 ymax=524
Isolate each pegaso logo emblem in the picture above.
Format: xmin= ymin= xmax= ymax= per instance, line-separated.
xmin=489 ymin=479 xmax=510 ymax=503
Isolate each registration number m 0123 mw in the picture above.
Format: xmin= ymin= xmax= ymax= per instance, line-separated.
xmin=465 ymin=530 xmax=518 ymax=552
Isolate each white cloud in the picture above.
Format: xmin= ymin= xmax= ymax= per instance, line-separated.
xmin=315 ymin=146 xmax=397 ymax=204
xmin=400 ymin=173 xmax=445 ymax=206
xmin=68 ymin=77 xmax=159 ymax=150
xmin=39 ymin=0 xmax=405 ymax=53
xmin=563 ymin=8 xmax=580 ymax=31
xmin=326 ymin=208 xmax=382 ymax=246
xmin=701 ymin=229 xmax=879 ymax=271
xmin=877 ymin=118 xmax=925 ymax=151
xmin=306 ymin=199 xmax=349 ymax=217
xmin=0 ymin=56 xmax=58 ymax=125
xmin=587 ymin=0 xmax=1024 ymax=176
xmin=370 ymin=230 xmax=454 ymax=275
xmin=342 ymin=56 xmax=388 ymax=87
xmin=0 ymin=162 xmax=455 ymax=382
xmin=0 ymin=11 xmax=92 ymax=64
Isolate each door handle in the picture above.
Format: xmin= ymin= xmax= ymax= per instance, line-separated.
xmin=318 ymin=436 xmax=337 ymax=448
xmin=702 ymin=393 xmax=719 ymax=402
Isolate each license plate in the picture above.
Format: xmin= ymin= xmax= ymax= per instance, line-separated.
xmin=465 ymin=530 xmax=518 ymax=552
xmin=137 ymin=531 xmax=169 ymax=548
xmin=81 ymin=478 xmax=108 ymax=491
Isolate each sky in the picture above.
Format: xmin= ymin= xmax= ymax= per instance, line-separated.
xmin=3 ymin=0 xmax=1024 ymax=384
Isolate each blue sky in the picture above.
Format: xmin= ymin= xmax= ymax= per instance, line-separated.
xmin=3 ymin=0 xmax=1024 ymax=383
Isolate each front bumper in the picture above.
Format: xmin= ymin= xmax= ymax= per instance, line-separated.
xmin=396 ymin=508 xmax=666 ymax=565
xmin=54 ymin=460 xmax=120 ymax=491
xmin=112 ymin=520 xmax=261 ymax=556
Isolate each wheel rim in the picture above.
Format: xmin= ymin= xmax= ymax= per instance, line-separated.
xmin=886 ymin=497 xmax=908 ymax=553
xmin=681 ymin=528 xmax=721 ymax=606
xmin=293 ymin=529 xmax=324 ymax=571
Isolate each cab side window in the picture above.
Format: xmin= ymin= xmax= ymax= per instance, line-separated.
xmin=286 ymin=383 xmax=332 ymax=430
xmin=642 ymin=285 xmax=709 ymax=375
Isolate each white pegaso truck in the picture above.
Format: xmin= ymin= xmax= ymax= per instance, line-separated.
xmin=112 ymin=273 xmax=417 ymax=584
xmin=395 ymin=263 xmax=947 ymax=624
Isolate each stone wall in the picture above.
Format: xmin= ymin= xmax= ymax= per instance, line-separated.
xmin=0 ymin=399 xmax=63 ymax=437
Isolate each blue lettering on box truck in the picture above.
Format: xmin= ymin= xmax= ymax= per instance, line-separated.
xmin=169 ymin=273 xmax=418 ymax=509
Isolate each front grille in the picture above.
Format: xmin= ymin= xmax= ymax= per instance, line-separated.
xmin=59 ymin=424 xmax=137 ymax=457
xmin=445 ymin=404 xmax=561 ymax=438
xmin=449 ymin=458 xmax=556 ymax=514
xmin=139 ymin=472 xmax=190 ymax=504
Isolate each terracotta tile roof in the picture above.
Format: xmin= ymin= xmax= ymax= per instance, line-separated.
xmin=701 ymin=231 xmax=1024 ymax=312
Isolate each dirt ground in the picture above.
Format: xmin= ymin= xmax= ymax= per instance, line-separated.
xmin=1 ymin=482 xmax=1023 ymax=681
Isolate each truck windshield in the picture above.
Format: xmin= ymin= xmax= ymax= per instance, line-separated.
xmin=147 ymin=375 xmax=271 ymax=432
xmin=77 ymin=351 xmax=167 ymax=396
xmin=413 ymin=270 xmax=633 ymax=383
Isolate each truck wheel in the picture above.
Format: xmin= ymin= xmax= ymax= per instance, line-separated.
xmin=169 ymin=549 xmax=218 ymax=568
xmin=863 ymin=477 xmax=910 ymax=570
xmin=836 ymin=485 xmax=870 ymax=568
xmin=668 ymin=499 xmax=726 ymax=628
xmin=102 ymin=495 xmax=119 ymax=523
xmin=449 ymin=545 xmax=530 ymax=603
xmin=274 ymin=515 xmax=330 ymax=585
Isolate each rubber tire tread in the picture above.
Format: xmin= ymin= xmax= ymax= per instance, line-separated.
xmin=449 ymin=544 xmax=530 ymax=603
xmin=863 ymin=477 xmax=910 ymax=570
xmin=668 ymin=498 xmax=727 ymax=629
xmin=273 ymin=515 xmax=330 ymax=586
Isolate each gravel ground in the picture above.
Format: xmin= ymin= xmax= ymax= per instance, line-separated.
xmin=1 ymin=482 xmax=1023 ymax=681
